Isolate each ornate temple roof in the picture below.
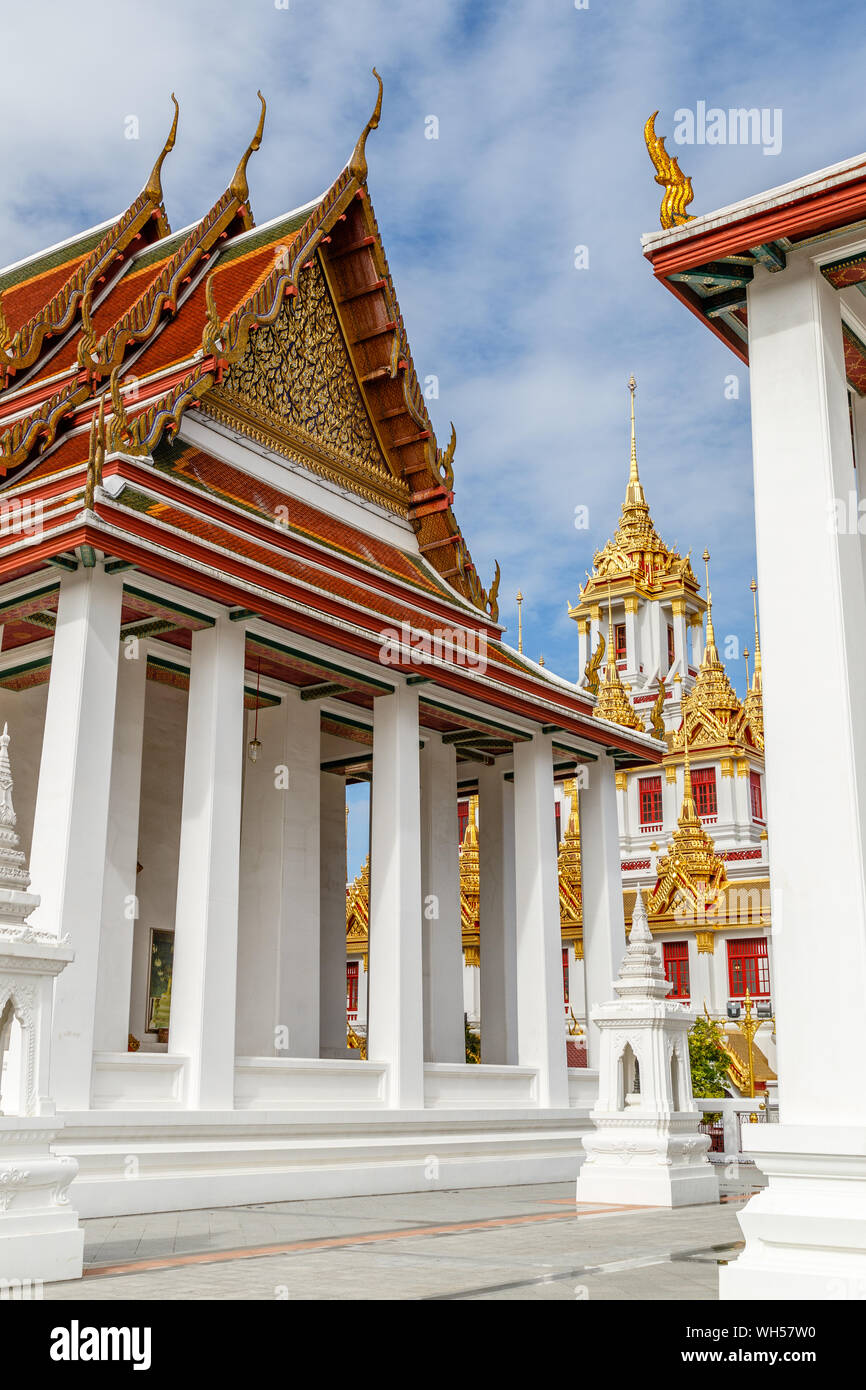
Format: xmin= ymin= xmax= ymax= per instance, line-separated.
xmin=648 ymin=727 xmax=727 ymax=922
xmin=558 ymin=779 xmax=582 ymax=939
xmin=0 ymin=77 xmax=497 ymax=616
xmin=668 ymin=556 xmax=762 ymax=756
xmin=570 ymin=378 xmax=700 ymax=614
xmin=0 ymin=79 xmax=663 ymax=769
xmin=592 ymin=589 xmax=645 ymax=733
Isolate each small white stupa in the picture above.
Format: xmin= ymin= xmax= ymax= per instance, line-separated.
xmin=0 ymin=723 xmax=83 ymax=1283
xmin=577 ymin=886 xmax=719 ymax=1208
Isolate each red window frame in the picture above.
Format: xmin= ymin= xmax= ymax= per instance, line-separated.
xmin=562 ymin=947 xmax=569 ymax=1005
xmin=667 ymin=623 xmax=675 ymax=670
xmin=663 ymin=940 xmax=690 ymax=999
xmin=691 ymin=766 xmax=717 ymax=819
xmin=750 ymin=770 xmax=764 ymax=822
xmin=346 ymin=962 xmax=359 ymax=1015
xmin=638 ymin=774 xmax=663 ymax=827
xmin=614 ymin=622 xmax=627 ymax=662
xmin=727 ymin=937 xmax=770 ymax=997
xmin=457 ymin=800 xmax=469 ymax=844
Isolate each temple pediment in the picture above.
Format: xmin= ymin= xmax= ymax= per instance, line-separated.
xmin=213 ymin=257 xmax=397 ymax=505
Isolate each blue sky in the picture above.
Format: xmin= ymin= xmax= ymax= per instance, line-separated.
xmin=3 ymin=0 xmax=860 ymax=875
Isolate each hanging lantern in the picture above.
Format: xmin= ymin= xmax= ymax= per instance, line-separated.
xmin=248 ymin=659 xmax=262 ymax=763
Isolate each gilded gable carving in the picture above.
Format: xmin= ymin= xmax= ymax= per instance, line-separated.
xmin=219 ymin=259 xmax=390 ymax=484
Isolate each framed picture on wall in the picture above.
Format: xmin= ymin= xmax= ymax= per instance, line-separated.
xmin=147 ymin=929 xmax=174 ymax=1041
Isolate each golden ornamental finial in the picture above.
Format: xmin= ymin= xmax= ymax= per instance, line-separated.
xmin=144 ymin=94 xmax=180 ymax=206
xmin=702 ymin=547 xmax=718 ymax=658
xmin=623 ymin=373 xmax=647 ymax=510
xmin=744 ymin=645 xmax=750 ymax=691
xmin=349 ymin=68 xmax=384 ymax=183
xmin=644 ymin=111 xmax=695 ymax=230
xmin=750 ymin=577 xmax=762 ymax=692
xmin=516 ymin=590 xmax=523 ymax=654
xmin=230 ymin=91 xmax=267 ymax=205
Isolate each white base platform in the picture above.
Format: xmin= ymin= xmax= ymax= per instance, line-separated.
xmin=0 ymin=1118 xmax=84 ymax=1284
xmin=56 ymin=1105 xmax=595 ymax=1218
xmin=720 ymin=1124 xmax=866 ymax=1301
xmin=576 ymin=1113 xmax=719 ymax=1209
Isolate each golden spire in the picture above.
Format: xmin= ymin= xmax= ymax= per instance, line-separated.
xmin=349 ymin=67 xmax=383 ymax=183
xmin=649 ymin=675 xmax=727 ymax=922
xmin=671 ymin=548 xmax=742 ymax=752
xmin=750 ymin=578 xmax=762 ymax=693
xmin=229 ymin=91 xmax=267 ymax=205
xmin=143 ymin=94 xmax=179 ymax=206
xmin=516 ymin=591 xmax=523 ymax=654
xmin=625 ymin=374 xmax=646 ymax=507
xmin=702 ymin=548 xmax=718 ymax=663
xmin=742 ymin=581 xmax=765 ymax=750
xmin=743 ymin=645 xmax=750 ymax=691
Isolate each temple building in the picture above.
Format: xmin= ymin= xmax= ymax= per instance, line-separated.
xmin=564 ymin=381 xmax=775 ymax=1085
xmin=0 ymin=79 xmax=667 ymax=1235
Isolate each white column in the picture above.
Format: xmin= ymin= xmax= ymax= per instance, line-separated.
xmin=93 ymin=641 xmax=148 ymax=1053
xmin=580 ymin=755 xmax=628 ymax=1068
xmin=671 ymin=599 xmax=688 ymax=673
xmin=236 ymin=701 xmax=285 ymax=1057
xmin=275 ymin=691 xmax=321 ymax=1058
xmin=688 ymin=936 xmax=714 ymax=1014
xmin=624 ymin=597 xmax=639 ymax=677
xmin=690 ymin=614 xmax=705 ymax=668
xmin=720 ymin=253 xmax=866 ymax=1298
xmin=478 ymin=765 xmax=517 ymax=1064
xmin=320 ymin=771 xmax=349 ymax=1059
xmin=367 ymin=685 xmax=424 ymax=1108
xmin=29 ymin=566 xmax=123 ymax=1110
xmin=577 ymin=617 xmax=590 ymax=684
xmin=420 ymin=737 xmax=463 ymax=1063
xmin=513 ymin=733 xmax=568 ymax=1107
xmin=169 ymin=618 xmax=244 ymax=1109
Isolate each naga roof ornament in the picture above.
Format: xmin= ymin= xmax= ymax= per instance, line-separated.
xmin=644 ymin=110 xmax=696 ymax=230
xmin=0 ymin=96 xmax=180 ymax=385
xmin=349 ymin=68 xmax=383 ymax=184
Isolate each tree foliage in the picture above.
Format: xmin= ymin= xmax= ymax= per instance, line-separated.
xmin=465 ymin=1019 xmax=480 ymax=1065
xmin=688 ymin=1016 xmax=729 ymax=1099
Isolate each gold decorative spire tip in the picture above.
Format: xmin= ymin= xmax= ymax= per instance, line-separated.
xmin=144 ymin=94 xmax=179 ymax=206
xmin=349 ymin=67 xmax=384 ymax=183
xmin=230 ymin=91 xmax=267 ymax=205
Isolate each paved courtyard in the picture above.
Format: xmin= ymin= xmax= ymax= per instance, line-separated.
xmin=44 ymin=1170 xmax=762 ymax=1300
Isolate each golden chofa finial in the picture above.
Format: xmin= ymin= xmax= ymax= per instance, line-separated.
xmin=516 ymin=590 xmax=524 ymax=653
xmin=644 ymin=111 xmax=695 ymax=230
xmin=349 ymin=67 xmax=383 ymax=183
xmin=144 ymin=94 xmax=179 ymax=207
xmin=230 ymin=91 xmax=267 ymax=206
xmin=750 ymin=577 xmax=762 ymax=692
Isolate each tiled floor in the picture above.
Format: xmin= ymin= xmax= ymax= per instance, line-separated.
xmin=44 ymin=1172 xmax=761 ymax=1301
